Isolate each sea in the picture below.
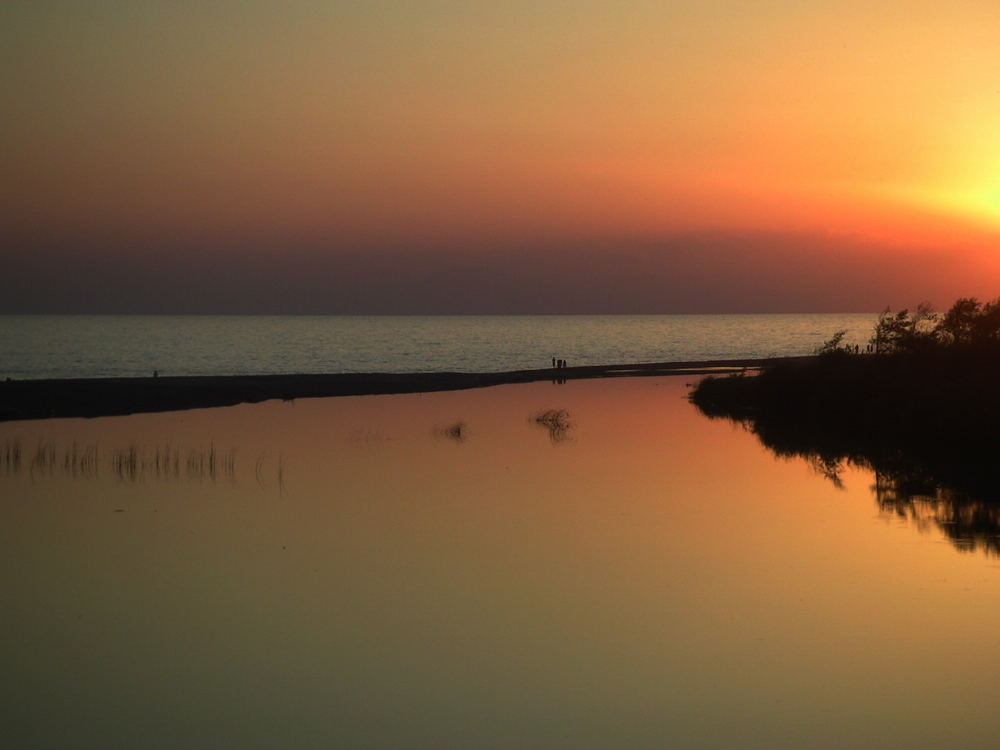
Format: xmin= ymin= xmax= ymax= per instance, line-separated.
xmin=0 ymin=313 xmax=879 ymax=380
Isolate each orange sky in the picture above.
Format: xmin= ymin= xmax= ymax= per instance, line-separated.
xmin=3 ymin=1 xmax=999 ymax=312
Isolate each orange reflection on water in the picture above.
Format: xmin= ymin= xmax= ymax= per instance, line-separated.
xmin=2 ymin=378 xmax=1000 ymax=749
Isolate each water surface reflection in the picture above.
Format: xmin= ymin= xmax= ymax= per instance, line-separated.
xmin=4 ymin=379 xmax=1000 ymax=749
xmin=695 ymin=390 xmax=1000 ymax=557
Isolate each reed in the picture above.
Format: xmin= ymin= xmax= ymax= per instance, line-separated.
xmin=531 ymin=409 xmax=573 ymax=444
xmin=112 ymin=445 xmax=141 ymax=482
xmin=0 ymin=439 xmax=21 ymax=475
xmin=434 ymin=421 xmax=467 ymax=443
xmin=30 ymin=440 xmax=57 ymax=478
xmin=0 ymin=438 xmax=255 ymax=487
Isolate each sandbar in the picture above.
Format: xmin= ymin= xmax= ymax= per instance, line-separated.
xmin=0 ymin=357 xmax=809 ymax=422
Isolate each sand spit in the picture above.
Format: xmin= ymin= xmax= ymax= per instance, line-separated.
xmin=0 ymin=357 xmax=811 ymax=422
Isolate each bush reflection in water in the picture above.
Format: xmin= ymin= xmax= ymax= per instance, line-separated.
xmin=692 ymin=395 xmax=1000 ymax=558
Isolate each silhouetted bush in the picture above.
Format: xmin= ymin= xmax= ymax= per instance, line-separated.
xmin=815 ymin=329 xmax=849 ymax=357
xmin=863 ymin=297 xmax=1000 ymax=354
xmin=690 ymin=295 xmax=1000 ymax=556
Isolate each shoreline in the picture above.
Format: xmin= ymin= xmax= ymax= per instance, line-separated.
xmin=0 ymin=357 xmax=810 ymax=423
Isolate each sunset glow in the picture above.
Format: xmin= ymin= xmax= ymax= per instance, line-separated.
xmin=3 ymin=1 xmax=999 ymax=312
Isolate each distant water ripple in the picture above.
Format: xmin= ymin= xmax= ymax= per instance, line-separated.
xmin=0 ymin=314 xmax=878 ymax=380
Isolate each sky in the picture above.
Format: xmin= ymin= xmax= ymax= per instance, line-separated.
xmin=3 ymin=1 xmax=1000 ymax=313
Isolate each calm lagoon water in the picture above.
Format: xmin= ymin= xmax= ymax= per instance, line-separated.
xmin=3 ymin=377 xmax=999 ymax=749
xmin=0 ymin=314 xmax=878 ymax=379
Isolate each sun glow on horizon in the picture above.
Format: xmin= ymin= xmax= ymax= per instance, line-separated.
xmin=4 ymin=1 xmax=1000 ymax=312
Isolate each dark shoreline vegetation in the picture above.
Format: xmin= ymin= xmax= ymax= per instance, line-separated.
xmin=692 ymin=298 xmax=1000 ymax=556
xmin=0 ymin=358 xmax=784 ymax=423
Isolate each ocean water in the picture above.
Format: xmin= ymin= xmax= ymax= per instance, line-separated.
xmin=0 ymin=314 xmax=878 ymax=380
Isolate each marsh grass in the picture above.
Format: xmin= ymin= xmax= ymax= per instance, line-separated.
xmin=531 ymin=408 xmax=573 ymax=445
xmin=433 ymin=421 xmax=467 ymax=443
xmin=1 ymin=439 xmax=22 ymax=476
xmin=254 ymin=453 xmax=267 ymax=487
xmin=252 ymin=452 xmax=285 ymax=495
xmin=112 ymin=445 xmax=141 ymax=482
xmin=1 ymin=438 xmax=264 ymax=488
xmin=62 ymin=442 xmax=99 ymax=479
